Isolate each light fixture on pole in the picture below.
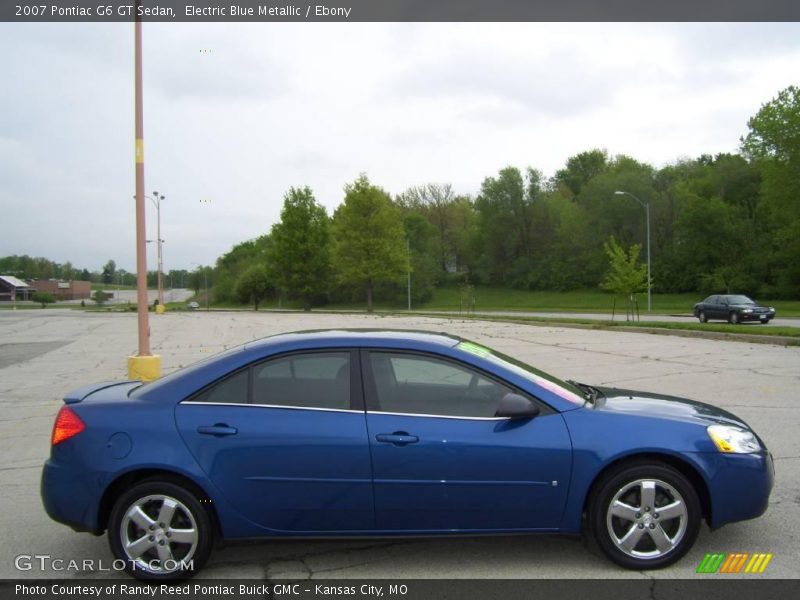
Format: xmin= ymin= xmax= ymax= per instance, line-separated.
xmin=614 ymin=190 xmax=651 ymax=312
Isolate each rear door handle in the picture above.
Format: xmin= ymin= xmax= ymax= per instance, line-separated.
xmin=375 ymin=432 xmax=419 ymax=446
xmin=197 ymin=424 xmax=238 ymax=437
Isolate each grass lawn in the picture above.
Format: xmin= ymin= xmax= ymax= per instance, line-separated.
xmin=414 ymin=312 xmax=800 ymax=339
xmin=328 ymin=286 xmax=800 ymax=317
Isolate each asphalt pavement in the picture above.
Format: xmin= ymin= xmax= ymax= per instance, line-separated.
xmin=0 ymin=310 xmax=797 ymax=580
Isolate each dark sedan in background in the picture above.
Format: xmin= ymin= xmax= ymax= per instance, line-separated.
xmin=693 ymin=295 xmax=775 ymax=324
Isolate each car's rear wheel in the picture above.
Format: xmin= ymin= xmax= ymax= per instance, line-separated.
xmin=589 ymin=462 xmax=701 ymax=570
xmin=108 ymin=480 xmax=212 ymax=581
xmin=728 ymin=312 xmax=740 ymax=324
xmin=698 ymin=311 xmax=707 ymax=323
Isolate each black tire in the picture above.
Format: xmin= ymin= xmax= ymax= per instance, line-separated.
xmin=588 ymin=462 xmax=701 ymax=570
xmin=108 ymin=479 xmax=213 ymax=581
xmin=728 ymin=312 xmax=740 ymax=324
xmin=698 ymin=311 xmax=707 ymax=323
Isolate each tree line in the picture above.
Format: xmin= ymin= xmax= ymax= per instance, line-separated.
xmin=4 ymin=86 xmax=798 ymax=308
xmin=0 ymin=255 xmax=193 ymax=291
xmin=207 ymin=85 xmax=800 ymax=310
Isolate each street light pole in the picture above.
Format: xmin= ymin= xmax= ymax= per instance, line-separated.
xmin=128 ymin=0 xmax=160 ymax=381
xmin=151 ymin=190 xmax=165 ymax=307
xmin=140 ymin=192 xmax=165 ymax=309
xmin=407 ymin=238 xmax=411 ymax=311
xmin=614 ymin=190 xmax=652 ymax=313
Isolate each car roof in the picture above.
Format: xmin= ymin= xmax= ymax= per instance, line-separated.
xmin=243 ymin=329 xmax=462 ymax=352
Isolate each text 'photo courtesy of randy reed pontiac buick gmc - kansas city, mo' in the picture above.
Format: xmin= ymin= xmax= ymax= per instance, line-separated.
xmin=41 ymin=330 xmax=774 ymax=580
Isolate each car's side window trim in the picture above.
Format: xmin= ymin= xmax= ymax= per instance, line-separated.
xmin=359 ymin=348 xmax=553 ymax=419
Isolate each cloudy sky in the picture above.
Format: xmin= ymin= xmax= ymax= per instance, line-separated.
xmin=1 ymin=22 xmax=798 ymax=274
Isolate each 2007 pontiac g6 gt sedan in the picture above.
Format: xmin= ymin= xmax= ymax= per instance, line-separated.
xmin=41 ymin=330 xmax=774 ymax=580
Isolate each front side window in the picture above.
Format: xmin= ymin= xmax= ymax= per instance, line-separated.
xmin=252 ymin=352 xmax=351 ymax=410
xmin=368 ymin=352 xmax=513 ymax=418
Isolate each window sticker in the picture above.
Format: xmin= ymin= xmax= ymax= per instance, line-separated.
xmin=456 ymin=341 xmax=491 ymax=357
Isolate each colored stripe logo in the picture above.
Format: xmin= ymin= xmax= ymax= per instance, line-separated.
xmin=697 ymin=552 xmax=773 ymax=574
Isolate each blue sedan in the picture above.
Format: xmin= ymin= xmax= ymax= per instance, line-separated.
xmin=41 ymin=330 xmax=773 ymax=580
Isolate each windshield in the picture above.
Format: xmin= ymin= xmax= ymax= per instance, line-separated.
xmin=725 ymin=295 xmax=755 ymax=305
xmin=456 ymin=341 xmax=585 ymax=405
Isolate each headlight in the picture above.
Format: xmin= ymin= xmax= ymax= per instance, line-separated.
xmin=743 ymin=309 xmax=753 ymax=313
xmin=707 ymin=425 xmax=761 ymax=453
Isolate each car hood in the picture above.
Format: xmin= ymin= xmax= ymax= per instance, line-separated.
xmin=592 ymin=386 xmax=749 ymax=429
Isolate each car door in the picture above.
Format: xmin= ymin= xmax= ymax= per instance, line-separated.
xmin=362 ymin=350 xmax=572 ymax=532
xmin=705 ymin=295 xmax=720 ymax=319
xmin=175 ymin=349 xmax=374 ymax=533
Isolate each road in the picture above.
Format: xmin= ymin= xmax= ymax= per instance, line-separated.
xmin=423 ymin=309 xmax=800 ymax=328
xmin=0 ymin=310 xmax=797 ymax=580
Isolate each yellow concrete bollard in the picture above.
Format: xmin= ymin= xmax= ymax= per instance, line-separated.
xmin=127 ymin=354 xmax=161 ymax=382
xmin=155 ymin=304 xmax=166 ymax=314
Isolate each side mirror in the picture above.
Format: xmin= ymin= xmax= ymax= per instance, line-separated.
xmin=496 ymin=393 xmax=540 ymax=419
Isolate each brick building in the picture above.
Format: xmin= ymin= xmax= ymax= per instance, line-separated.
xmin=29 ymin=279 xmax=92 ymax=300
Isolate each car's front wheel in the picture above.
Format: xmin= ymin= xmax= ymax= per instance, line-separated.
xmin=729 ymin=312 xmax=740 ymax=324
xmin=108 ymin=479 xmax=213 ymax=581
xmin=589 ymin=462 xmax=701 ymax=570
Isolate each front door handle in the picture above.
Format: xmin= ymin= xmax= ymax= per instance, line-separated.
xmin=375 ymin=432 xmax=419 ymax=446
xmin=197 ymin=424 xmax=238 ymax=437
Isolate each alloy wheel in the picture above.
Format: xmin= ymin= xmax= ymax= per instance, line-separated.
xmin=119 ymin=494 xmax=199 ymax=574
xmin=605 ymin=478 xmax=688 ymax=560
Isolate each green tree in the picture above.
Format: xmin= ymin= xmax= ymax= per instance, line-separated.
xmin=214 ymin=236 xmax=271 ymax=303
xmin=472 ymin=166 xmax=542 ymax=286
xmin=31 ymin=292 xmax=55 ymax=308
xmin=235 ymin=264 xmax=273 ymax=310
xmin=742 ymin=85 xmax=800 ymax=164
xmin=102 ymin=260 xmax=116 ymax=284
xmin=742 ymin=86 xmax=800 ymax=297
xmin=332 ymin=175 xmax=407 ymax=312
xmin=397 ymin=183 xmax=459 ymax=272
xmin=61 ymin=261 xmax=75 ymax=281
xmin=402 ymin=212 xmax=439 ymax=304
xmin=269 ymin=187 xmax=332 ymax=311
xmin=553 ymin=148 xmax=609 ymax=198
xmin=600 ymin=236 xmax=649 ymax=319
xmin=92 ymin=290 xmax=111 ymax=306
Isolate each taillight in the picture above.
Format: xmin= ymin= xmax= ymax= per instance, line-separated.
xmin=51 ymin=406 xmax=86 ymax=446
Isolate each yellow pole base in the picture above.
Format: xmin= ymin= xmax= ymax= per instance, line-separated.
xmin=127 ymin=354 xmax=162 ymax=382
xmin=155 ymin=304 xmax=166 ymax=314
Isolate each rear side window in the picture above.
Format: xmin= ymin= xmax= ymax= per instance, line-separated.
xmin=191 ymin=369 xmax=249 ymax=404
xmin=252 ymin=352 xmax=351 ymax=410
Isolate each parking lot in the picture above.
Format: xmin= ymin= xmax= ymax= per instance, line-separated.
xmin=0 ymin=309 xmax=797 ymax=580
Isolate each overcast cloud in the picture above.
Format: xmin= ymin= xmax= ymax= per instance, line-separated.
xmin=0 ymin=22 xmax=798 ymax=273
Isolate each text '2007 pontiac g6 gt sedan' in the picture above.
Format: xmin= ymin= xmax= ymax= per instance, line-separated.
xmin=41 ymin=330 xmax=774 ymax=580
